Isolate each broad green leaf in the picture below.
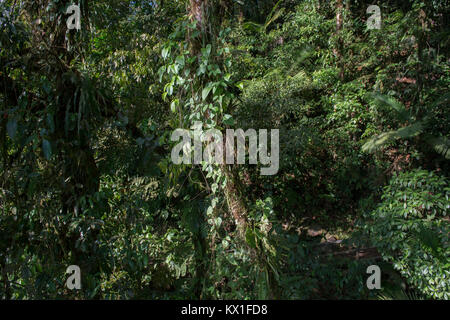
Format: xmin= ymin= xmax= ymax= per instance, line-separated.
xmin=175 ymin=55 xmax=185 ymax=67
xmin=223 ymin=114 xmax=234 ymax=126
xmin=202 ymin=86 xmax=212 ymax=101
xmin=236 ymin=82 xmax=245 ymax=90
xmin=162 ymin=47 xmax=169 ymax=60
xmin=170 ymin=100 xmax=177 ymax=113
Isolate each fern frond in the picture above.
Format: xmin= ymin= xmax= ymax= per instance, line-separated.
xmin=243 ymin=0 xmax=285 ymax=33
xmin=362 ymin=122 xmax=423 ymax=153
xmin=395 ymin=122 xmax=423 ymax=138
xmin=372 ymin=93 xmax=411 ymax=123
xmin=377 ymin=288 xmax=425 ymax=300
xmin=264 ymin=8 xmax=285 ymax=31
xmin=362 ymin=131 xmax=398 ymax=153
xmin=428 ymin=136 xmax=450 ymax=159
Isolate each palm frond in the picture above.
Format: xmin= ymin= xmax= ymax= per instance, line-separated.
xmin=395 ymin=122 xmax=423 ymax=138
xmin=372 ymin=93 xmax=411 ymax=123
xmin=427 ymin=136 xmax=450 ymax=159
xmin=242 ymin=0 xmax=285 ymax=33
xmin=362 ymin=122 xmax=423 ymax=153
xmin=362 ymin=131 xmax=399 ymax=153
xmin=264 ymin=1 xmax=285 ymax=31
xmin=377 ymin=288 xmax=425 ymax=300
xmin=242 ymin=21 xmax=263 ymax=32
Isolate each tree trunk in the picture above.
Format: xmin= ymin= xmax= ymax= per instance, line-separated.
xmin=188 ymin=0 xmax=248 ymax=236
xmin=336 ymin=0 xmax=345 ymax=81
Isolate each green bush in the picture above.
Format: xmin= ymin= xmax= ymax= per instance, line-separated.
xmin=364 ymin=170 xmax=450 ymax=299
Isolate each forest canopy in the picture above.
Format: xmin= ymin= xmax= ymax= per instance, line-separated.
xmin=0 ymin=0 xmax=449 ymax=300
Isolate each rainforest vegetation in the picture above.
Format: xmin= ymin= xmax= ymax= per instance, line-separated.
xmin=0 ymin=0 xmax=449 ymax=300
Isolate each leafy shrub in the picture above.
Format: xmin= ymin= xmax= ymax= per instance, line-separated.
xmin=363 ymin=170 xmax=450 ymax=299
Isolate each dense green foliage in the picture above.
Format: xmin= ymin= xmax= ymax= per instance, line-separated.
xmin=361 ymin=170 xmax=449 ymax=299
xmin=0 ymin=0 xmax=448 ymax=300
